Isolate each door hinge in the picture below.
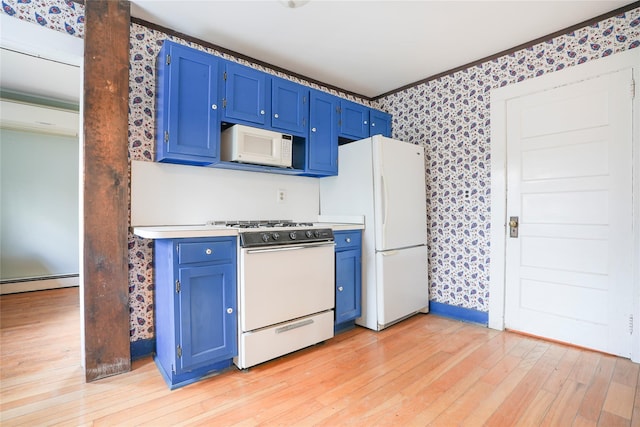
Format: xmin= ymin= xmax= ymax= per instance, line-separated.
xmin=223 ymin=98 xmax=227 ymax=108
xmin=177 ymin=345 xmax=182 ymax=358
xmin=175 ymin=280 xmax=180 ymax=293
xmin=223 ymin=71 xmax=227 ymax=81
xmin=629 ymin=314 xmax=634 ymax=335
xmin=631 ymin=78 xmax=636 ymax=100
xmin=164 ymin=130 xmax=169 ymax=143
xmin=166 ymin=54 xmax=171 ymax=66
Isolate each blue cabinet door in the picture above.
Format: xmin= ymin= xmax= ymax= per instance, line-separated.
xmin=335 ymin=249 xmax=362 ymax=324
xmin=271 ymin=77 xmax=308 ymax=135
xmin=370 ymin=109 xmax=392 ymax=137
xmin=156 ymin=41 xmax=221 ymax=165
xmin=308 ymin=89 xmax=338 ymax=176
xmin=339 ymin=100 xmax=369 ymax=140
xmin=177 ymin=263 xmax=237 ymax=373
xmin=334 ymin=230 xmax=362 ymax=328
xmin=224 ymin=62 xmax=268 ymax=126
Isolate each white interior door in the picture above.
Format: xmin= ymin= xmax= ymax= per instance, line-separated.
xmin=504 ymin=68 xmax=634 ymax=357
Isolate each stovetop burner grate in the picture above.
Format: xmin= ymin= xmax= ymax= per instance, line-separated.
xmin=207 ymin=220 xmax=314 ymax=228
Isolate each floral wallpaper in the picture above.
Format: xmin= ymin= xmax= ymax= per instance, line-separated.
xmin=2 ymin=0 xmax=84 ymax=37
xmin=376 ymin=8 xmax=640 ymax=313
xmin=4 ymin=0 xmax=639 ymax=342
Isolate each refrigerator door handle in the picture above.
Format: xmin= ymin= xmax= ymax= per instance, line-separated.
xmin=381 ymin=250 xmax=398 ymax=256
xmin=381 ymin=174 xmax=389 ymax=248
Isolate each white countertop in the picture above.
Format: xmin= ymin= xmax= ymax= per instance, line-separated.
xmin=132 ymin=217 xmax=364 ymax=240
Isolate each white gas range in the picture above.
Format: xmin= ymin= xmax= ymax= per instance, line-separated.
xmin=213 ymin=219 xmax=336 ymax=370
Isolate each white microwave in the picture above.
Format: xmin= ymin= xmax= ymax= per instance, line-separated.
xmin=220 ymin=124 xmax=293 ymax=168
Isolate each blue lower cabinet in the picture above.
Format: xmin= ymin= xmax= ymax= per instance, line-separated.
xmin=154 ymin=237 xmax=237 ymax=389
xmin=334 ymin=230 xmax=362 ymax=333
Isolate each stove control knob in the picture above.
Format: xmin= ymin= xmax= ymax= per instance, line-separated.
xmin=272 ymin=232 xmax=280 ymax=240
xmin=314 ymin=230 xmax=321 ymax=237
xmin=261 ymin=234 xmax=270 ymax=242
xmin=289 ymin=231 xmax=297 ymax=240
xmin=305 ymin=230 xmax=313 ymax=238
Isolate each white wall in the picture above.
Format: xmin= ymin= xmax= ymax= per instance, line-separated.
xmin=131 ymin=160 xmax=320 ymax=226
xmin=0 ymin=128 xmax=79 ymax=280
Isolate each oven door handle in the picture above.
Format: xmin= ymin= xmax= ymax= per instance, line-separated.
xmin=244 ymin=241 xmax=334 ymax=254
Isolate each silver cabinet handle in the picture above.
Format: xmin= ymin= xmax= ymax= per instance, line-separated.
xmin=338 ymin=286 xmax=344 ymax=292
xmin=364 ymin=120 xmax=368 ymax=124
xmin=245 ymin=241 xmax=333 ymax=254
xmin=260 ymin=110 xmax=265 ymax=115
xmin=371 ymin=122 xmax=376 ymax=127
xmin=205 ymin=248 xmax=212 ymax=255
xmin=227 ymin=307 xmax=233 ymax=314
xmin=311 ymin=127 xmax=317 ymax=132
xmin=274 ymin=113 xmax=279 ymax=118
xmin=211 ymin=104 xmax=217 ymax=110
xmin=345 ymin=238 xmax=351 ymax=243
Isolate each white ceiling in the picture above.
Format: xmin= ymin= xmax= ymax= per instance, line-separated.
xmin=0 ymin=48 xmax=80 ymax=104
xmin=0 ymin=1 xmax=632 ymax=106
xmin=129 ymin=0 xmax=634 ymax=98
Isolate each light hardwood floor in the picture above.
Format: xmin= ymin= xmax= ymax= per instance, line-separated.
xmin=1 ymin=287 xmax=639 ymax=426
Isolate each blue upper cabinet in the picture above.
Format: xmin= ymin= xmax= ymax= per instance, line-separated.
xmin=156 ymin=41 xmax=221 ymax=165
xmin=339 ymin=99 xmax=370 ymax=140
xmin=270 ymin=77 xmax=308 ymax=136
xmin=154 ymin=40 xmax=394 ymax=176
xmin=223 ymin=62 xmax=269 ymax=126
xmin=370 ymin=109 xmax=392 ymax=137
xmin=307 ymin=89 xmax=339 ymax=176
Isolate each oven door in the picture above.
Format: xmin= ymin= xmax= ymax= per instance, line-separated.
xmin=239 ymin=241 xmax=335 ymax=332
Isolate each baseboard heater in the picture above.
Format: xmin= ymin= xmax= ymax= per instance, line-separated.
xmin=0 ymin=274 xmax=79 ymax=294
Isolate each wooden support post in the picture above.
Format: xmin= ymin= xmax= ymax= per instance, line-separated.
xmin=82 ymin=0 xmax=131 ymax=382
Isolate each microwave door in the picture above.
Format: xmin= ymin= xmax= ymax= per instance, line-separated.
xmin=244 ymin=133 xmax=275 ymax=157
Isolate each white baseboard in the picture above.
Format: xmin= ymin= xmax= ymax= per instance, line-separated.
xmin=0 ymin=277 xmax=79 ymax=294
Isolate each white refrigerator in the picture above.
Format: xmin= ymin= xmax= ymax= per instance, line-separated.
xmin=320 ymin=135 xmax=429 ymax=331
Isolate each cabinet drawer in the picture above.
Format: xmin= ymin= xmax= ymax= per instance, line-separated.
xmin=237 ymin=310 xmax=334 ymax=369
xmin=178 ymin=240 xmax=235 ymax=264
xmin=334 ymin=231 xmax=361 ymax=251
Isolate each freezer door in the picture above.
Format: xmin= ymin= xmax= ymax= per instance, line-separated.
xmin=372 ymin=136 xmax=428 ymax=251
xmin=376 ymin=245 xmax=429 ymax=328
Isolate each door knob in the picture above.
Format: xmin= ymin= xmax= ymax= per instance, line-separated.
xmin=509 ymin=216 xmax=519 ymax=238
